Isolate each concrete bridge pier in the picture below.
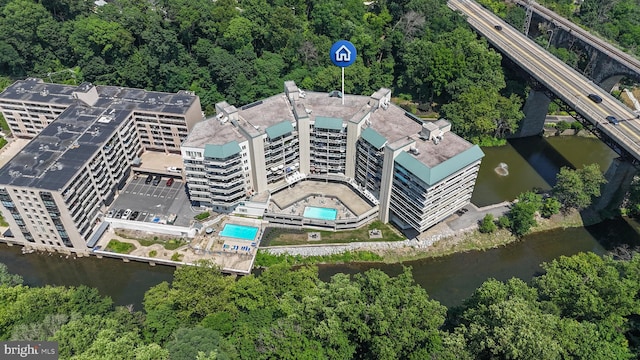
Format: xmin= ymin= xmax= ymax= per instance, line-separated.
xmin=592 ymin=158 xmax=637 ymax=211
xmin=513 ymin=89 xmax=552 ymax=138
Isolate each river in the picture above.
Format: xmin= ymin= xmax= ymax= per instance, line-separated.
xmin=0 ymin=135 xmax=637 ymax=308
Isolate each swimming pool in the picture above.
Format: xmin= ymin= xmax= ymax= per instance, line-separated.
xmin=219 ymin=224 xmax=259 ymax=240
xmin=303 ymin=206 xmax=337 ymax=221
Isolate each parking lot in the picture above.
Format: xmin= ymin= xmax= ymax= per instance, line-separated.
xmin=108 ymin=174 xmax=197 ymax=227
xmin=124 ymin=174 xmax=183 ymax=200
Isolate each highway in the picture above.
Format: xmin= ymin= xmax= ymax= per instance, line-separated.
xmin=447 ymin=0 xmax=640 ymax=162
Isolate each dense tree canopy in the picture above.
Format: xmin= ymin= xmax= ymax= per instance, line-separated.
xmin=0 ymin=0 xmax=524 ymax=144
xmin=553 ymin=164 xmax=607 ymax=210
xmin=2 ymin=253 xmax=640 ymax=359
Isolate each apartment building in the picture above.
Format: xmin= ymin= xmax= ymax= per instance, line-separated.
xmin=182 ymin=81 xmax=484 ymax=233
xmin=0 ymin=79 xmax=201 ymax=252
xmin=0 ymin=79 xmax=202 ymax=153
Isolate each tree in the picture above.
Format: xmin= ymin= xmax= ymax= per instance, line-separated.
xmin=553 ymin=164 xmax=607 ymax=210
xmin=0 ymin=263 xmax=22 ymax=286
xmin=69 ymin=15 xmax=134 ymax=63
xmin=10 ymin=313 xmax=70 ymax=341
xmin=166 ymin=327 xmax=232 ymax=360
xmin=625 ymin=175 xmax=640 ymax=216
xmin=168 ymin=261 xmax=237 ymax=323
xmin=288 ymin=268 xmax=447 ymax=359
xmin=534 ymin=252 xmax=640 ymax=322
xmin=479 ymin=214 xmax=497 ymax=233
xmin=454 ymin=278 xmax=564 ymax=359
xmin=507 ymin=191 xmax=541 ymax=237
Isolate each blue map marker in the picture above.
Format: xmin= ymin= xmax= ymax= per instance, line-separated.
xmin=330 ymin=40 xmax=357 ymax=105
xmin=330 ymin=40 xmax=357 ymax=67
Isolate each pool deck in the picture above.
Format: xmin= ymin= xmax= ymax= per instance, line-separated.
xmin=270 ymin=181 xmax=372 ymax=220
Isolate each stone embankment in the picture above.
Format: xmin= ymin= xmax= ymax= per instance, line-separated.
xmin=262 ymin=202 xmax=509 ymax=257
xmin=263 ymin=229 xmax=464 ymax=257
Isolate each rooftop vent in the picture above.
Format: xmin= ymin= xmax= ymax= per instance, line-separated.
xmin=409 ymin=146 xmax=420 ymax=155
xmin=97 ymin=116 xmax=112 ymax=123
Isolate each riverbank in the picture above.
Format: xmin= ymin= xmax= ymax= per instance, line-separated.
xmin=259 ymin=203 xmax=588 ymax=265
xmin=373 ymin=210 xmax=585 ymax=263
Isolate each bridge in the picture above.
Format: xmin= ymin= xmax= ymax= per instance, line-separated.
xmin=515 ymin=0 xmax=640 ymax=90
xmin=447 ymin=0 xmax=640 ymax=165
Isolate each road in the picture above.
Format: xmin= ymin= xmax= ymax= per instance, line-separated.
xmin=447 ymin=0 xmax=640 ymax=162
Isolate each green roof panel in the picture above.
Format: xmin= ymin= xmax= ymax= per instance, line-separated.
xmin=204 ymin=141 xmax=241 ymax=159
xmin=265 ymin=121 xmax=294 ymax=139
xmin=315 ymin=116 xmax=343 ymax=130
xmin=395 ymin=145 xmax=484 ymax=186
xmin=360 ymin=127 xmax=387 ymax=149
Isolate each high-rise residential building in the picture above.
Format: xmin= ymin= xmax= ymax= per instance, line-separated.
xmin=0 ymin=79 xmax=201 ymax=252
xmin=182 ymin=81 xmax=484 ymax=234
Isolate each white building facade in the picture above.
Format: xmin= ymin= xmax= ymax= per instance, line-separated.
xmin=0 ymin=79 xmax=202 ymax=253
xmin=182 ymin=81 xmax=484 ymax=234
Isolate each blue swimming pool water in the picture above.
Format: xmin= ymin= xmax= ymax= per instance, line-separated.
xmin=303 ymin=206 xmax=337 ymax=220
xmin=219 ymin=224 xmax=259 ymax=240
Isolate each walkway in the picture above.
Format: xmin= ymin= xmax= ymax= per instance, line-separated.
xmin=263 ymin=202 xmax=511 ymax=257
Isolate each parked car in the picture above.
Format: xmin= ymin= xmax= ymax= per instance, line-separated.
xmin=145 ymin=175 xmax=153 ymax=184
xmin=588 ymin=93 xmax=603 ymax=103
xmin=152 ymin=175 xmax=161 ymax=186
xmin=121 ymin=209 xmax=132 ymax=219
xmin=129 ymin=211 xmax=139 ymax=220
xmin=106 ymin=210 xmax=114 ymax=218
xmin=114 ymin=209 xmax=123 ymax=218
xmin=166 ymin=177 xmax=174 ymax=186
xmin=606 ymin=115 xmax=620 ymax=125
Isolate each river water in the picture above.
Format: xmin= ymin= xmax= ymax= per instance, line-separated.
xmin=0 ymin=135 xmax=637 ymax=308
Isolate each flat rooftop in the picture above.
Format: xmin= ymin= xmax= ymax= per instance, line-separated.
xmin=223 ymin=87 xmax=476 ymax=168
xmin=183 ymin=118 xmax=246 ymax=148
xmin=0 ymin=78 xmax=200 ymax=190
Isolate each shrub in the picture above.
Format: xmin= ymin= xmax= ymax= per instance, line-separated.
xmin=555 ymin=121 xmax=570 ymax=133
xmin=106 ymin=239 xmax=135 ymax=254
xmin=148 ymin=250 xmax=157 ymax=257
xmin=541 ymin=197 xmax=561 ymax=218
xmin=479 ymin=214 xmax=497 ymax=233
xmin=194 ymin=212 xmax=210 ymax=221
xmin=497 ymin=215 xmax=511 ymax=229
xmin=570 ymin=121 xmax=583 ymax=131
xmin=171 ymin=253 xmax=183 ymax=262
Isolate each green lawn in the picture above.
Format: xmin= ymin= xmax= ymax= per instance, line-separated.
xmin=0 ymin=114 xmax=10 ymax=134
xmin=137 ymin=238 xmax=186 ymax=250
xmin=106 ymin=239 xmax=136 ymax=254
xmin=0 ymin=213 xmax=8 ymax=227
xmin=261 ymin=220 xmax=405 ymax=246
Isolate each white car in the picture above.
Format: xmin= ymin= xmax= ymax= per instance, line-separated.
xmin=121 ymin=209 xmax=132 ymax=219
